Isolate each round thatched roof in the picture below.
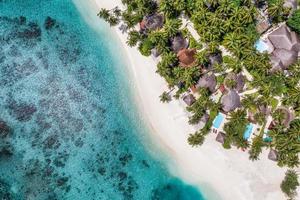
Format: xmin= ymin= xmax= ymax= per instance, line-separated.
xmin=177 ymin=48 xmax=197 ymax=67
xmin=171 ymin=35 xmax=189 ymax=53
xmin=144 ymin=14 xmax=164 ymax=30
xmin=183 ymin=94 xmax=196 ymax=106
xmin=268 ymin=149 xmax=278 ymax=161
xmin=196 ymin=73 xmax=217 ymax=93
xmin=221 ymin=90 xmax=241 ymax=112
xmin=224 ymin=73 xmax=245 ymax=93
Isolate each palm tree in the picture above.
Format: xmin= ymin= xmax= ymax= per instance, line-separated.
xmin=98 ymin=8 xmax=110 ymax=20
xmin=188 ymin=132 xmax=205 ymax=147
xmin=126 ymin=30 xmax=140 ymax=47
xmin=164 ymin=19 xmax=182 ymax=37
xmin=160 ymin=91 xmax=171 ymax=103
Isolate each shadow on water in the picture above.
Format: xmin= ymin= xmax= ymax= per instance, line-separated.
xmin=0 ymin=0 xmax=205 ymax=199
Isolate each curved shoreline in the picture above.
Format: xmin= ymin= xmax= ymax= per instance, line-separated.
xmin=74 ymin=0 xmax=290 ymax=199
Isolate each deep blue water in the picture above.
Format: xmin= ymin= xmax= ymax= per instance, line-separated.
xmin=0 ymin=0 xmax=204 ymax=199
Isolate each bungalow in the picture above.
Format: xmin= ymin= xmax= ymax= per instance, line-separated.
xmin=140 ymin=13 xmax=164 ymax=31
xmin=221 ymin=90 xmax=241 ymax=113
xmin=268 ymin=149 xmax=278 ymax=161
xmin=183 ymin=94 xmax=196 ymax=106
xmin=224 ymin=73 xmax=245 ymax=93
xmin=274 ymin=107 xmax=294 ymax=128
xmin=216 ymin=132 xmax=226 ymax=144
xmin=283 ymin=0 xmax=298 ymax=10
xmin=267 ymin=24 xmax=300 ymax=71
xmin=195 ymin=73 xmax=217 ymax=93
xmin=171 ymin=34 xmax=189 ymax=53
xmin=177 ymin=48 xmax=197 ymax=67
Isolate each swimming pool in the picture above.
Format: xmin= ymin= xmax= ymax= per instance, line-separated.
xmin=213 ymin=113 xmax=225 ymax=129
xmin=263 ymin=130 xmax=272 ymax=142
xmin=255 ymin=40 xmax=269 ymax=53
xmin=243 ymin=124 xmax=254 ymax=140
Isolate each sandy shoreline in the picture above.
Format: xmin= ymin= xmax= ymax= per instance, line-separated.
xmin=73 ymin=0 xmax=298 ymax=199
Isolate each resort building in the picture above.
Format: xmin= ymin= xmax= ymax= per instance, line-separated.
xmin=283 ymin=0 xmax=298 ymax=10
xmin=221 ymin=90 xmax=241 ymax=113
xmin=140 ymin=13 xmax=164 ymax=31
xmin=183 ymin=94 xmax=196 ymax=106
xmin=268 ymin=149 xmax=278 ymax=162
xmin=216 ymin=132 xmax=226 ymax=144
xmin=177 ymin=48 xmax=197 ymax=67
xmin=196 ymin=73 xmax=217 ymax=93
xmin=224 ymin=73 xmax=245 ymax=93
xmin=274 ymin=106 xmax=295 ymax=128
xmin=171 ymin=34 xmax=189 ymax=53
xmin=207 ymin=52 xmax=223 ymax=70
xmin=267 ymin=24 xmax=300 ymax=71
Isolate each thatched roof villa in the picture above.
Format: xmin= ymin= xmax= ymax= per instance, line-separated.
xmin=196 ymin=73 xmax=217 ymax=93
xmin=183 ymin=94 xmax=196 ymax=106
xmin=274 ymin=107 xmax=294 ymax=128
xmin=171 ymin=34 xmax=189 ymax=53
xmin=140 ymin=13 xmax=164 ymax=31
xmin=268 ymin=24 xmax=300 ymax=71
xmin=177 ymin=48 xmax=197 ymax=67
xmin=224 ymin=73 xmax=245 ymax=93
xmin=221 ymin=90 xmax=241 ymax=113
xmin=216 ymin=132 xmax=226 ymax=144
xmin=268 ymin=149 xmax=278 ymax=161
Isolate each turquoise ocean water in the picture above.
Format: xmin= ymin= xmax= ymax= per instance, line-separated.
xmin=0 ymin=0 xmax=204 ymax=199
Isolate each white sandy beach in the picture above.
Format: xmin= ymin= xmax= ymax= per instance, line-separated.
xmin=73 ymin=0 xmax=299 ymax=199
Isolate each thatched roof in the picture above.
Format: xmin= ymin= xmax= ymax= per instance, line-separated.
xmin=224 ymin=73 xmax=245 ymax=93
xmin=270 ymin=55 xmax=284 ymax=72
xmin=284 ymin=0 xmax=298 ymax=10
xmin=276 ymin=107 xmax=294 ymax=127
xmin=236 ymin=73 xmax=245 ymax=93
xmin=216 ymin=132 xmax=226 ymax=144
xmin=268 ymin=149 xmax=278 ymax=161
xmin=196 ymin=73 xmax=217 ymax=93
xmin=268 ymin=24 xmax=300 ymax=51
xmin=259 ymin=105 xmax=271 ymax=116
xmin=221 ymin=90 xmax=241 ymax=112
xmin=171 ymin=35 xmax=189 ymax=53
xmin=144 ymin=14 xmax=164 ymax=30
xmin=177 ymin=48 xmax=197 ymax=67
xmin=272 ymin=49 xmax=298 ymax=69
xmin=200 ymin=113 xmax=210 ymax=123
xmin=151 ymin=48 xmax=160 ymax=58
xmin=208 ymin=53 xmax=222 ymax=67
xmin=183 ymin=94 xmax=196 ymax=106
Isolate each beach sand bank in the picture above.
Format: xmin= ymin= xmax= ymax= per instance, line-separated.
xmin=73 ymin=0 xmax=297 ymax=199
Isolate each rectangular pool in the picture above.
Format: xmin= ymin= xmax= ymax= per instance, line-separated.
xmin=243 ymin=123 xmax=254 ymax=140
xmin=213 ymin=113 xmax=225 ymax=129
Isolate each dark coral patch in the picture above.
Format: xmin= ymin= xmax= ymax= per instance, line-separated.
xmin=0 ymin=120 xmax=11 ymax=138
xmin=44 ymin=17 xmax=57 ymax=30
xmin=7 ymin=100 xmax=37 ymax=122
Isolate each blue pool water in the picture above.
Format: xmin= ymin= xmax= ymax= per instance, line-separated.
xmin=263 ymin=130 xmax=272 ymax=142
xmin=212 ymin=113 xmax=224 ymax=129
xmin=0 ymin=0 xmax=204 ymax=199
xmin=255 ymin=40 xmax=269 ymax=53
xmin=243 ymin=124 xmax=254 ymax=140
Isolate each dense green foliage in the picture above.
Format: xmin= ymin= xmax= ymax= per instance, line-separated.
xmin=223 ymin=110 xmax=249 ymax=149
xmin=269 ymin=119 xmax=300 ymax=168
xmin=287 ymin=9 xmax=300 ymax=34
xmin=281 ymin=170 xmax=299 ymax=200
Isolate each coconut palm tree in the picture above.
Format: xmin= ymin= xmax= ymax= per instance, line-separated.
xmin=127 ymin=30 xmax=140 ymax=47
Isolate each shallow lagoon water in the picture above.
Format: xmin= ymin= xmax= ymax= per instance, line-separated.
xmin=0 ymin=0 xmax=204 ymax=199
